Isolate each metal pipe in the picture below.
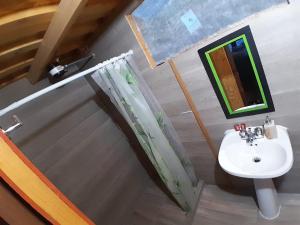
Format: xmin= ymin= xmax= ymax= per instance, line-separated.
xmin=0 ymin=50 xmax=133 ymax=117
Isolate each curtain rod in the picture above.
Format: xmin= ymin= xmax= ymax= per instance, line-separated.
xmin=0 ymin=50 xmax=133 ymax=117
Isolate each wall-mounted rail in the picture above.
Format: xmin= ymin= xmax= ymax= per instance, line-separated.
xmin=0 ymin=50 xmax=133 ymax=118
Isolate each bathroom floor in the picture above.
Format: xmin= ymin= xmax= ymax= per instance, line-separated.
xmin=193 ymin=185 xmax=300 ymax=225
xmin=130 ymin=183 xmax=300 ymax=225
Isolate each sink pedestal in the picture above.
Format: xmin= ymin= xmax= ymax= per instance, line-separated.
xmin=254 ymin=179 xmax=280 ymax=220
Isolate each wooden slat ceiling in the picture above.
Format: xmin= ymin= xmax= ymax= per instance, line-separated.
xmin=0 ymin=0 xmax=132 ymax=88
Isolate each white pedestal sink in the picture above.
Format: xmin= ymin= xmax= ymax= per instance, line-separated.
xmin=218 ymin=125 xmax=293 ymax=220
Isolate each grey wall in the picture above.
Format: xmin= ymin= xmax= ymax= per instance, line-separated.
xmin=0 ymin=77 xmax=150 ymax=225
xmin=89 ymin=0 xmax=300 ymax=193
xmin=89 ymin=3 xmax=230 ymax=188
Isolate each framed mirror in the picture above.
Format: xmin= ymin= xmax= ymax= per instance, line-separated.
xmin=198 ymin=25 xmax=274 ymax=119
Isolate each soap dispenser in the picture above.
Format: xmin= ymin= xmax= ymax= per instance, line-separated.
xmin=264 ymin=116 xmax=277 ymax=139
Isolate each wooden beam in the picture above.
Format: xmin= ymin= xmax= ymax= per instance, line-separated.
xmin=0 ymin=6 xmax=56 ymax=46
xmin=125 ymin=15 xmax=157 ymax=69
xmin=0 ymin=132 xmax=95 ymax=225
xmin=0 ymin=58 xmax=33 ymax=79
xmin=0 ymin=1 xmax=59 ymax=18
xmin=28 ymin=0 xmax=88 ymax=83
xmin=0 ymin=6 xmax=57 ymax=27
xmin=168 ymin=59 xmax=218 ymax=158
xmin=0 ymin=39 xmax=42 ymax=63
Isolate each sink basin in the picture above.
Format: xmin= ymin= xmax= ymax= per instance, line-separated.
xmin=218 ymin=125 xmax=294 ymax=220
xmin=219 ymin=125 xmax=293 ymax=179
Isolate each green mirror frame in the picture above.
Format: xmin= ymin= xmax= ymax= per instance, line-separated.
xmin=198 ymin=25 xmax=275 ymax=119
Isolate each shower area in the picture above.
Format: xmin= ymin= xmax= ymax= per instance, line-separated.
xmin=0 ymin=51 xmax=202 ymax=225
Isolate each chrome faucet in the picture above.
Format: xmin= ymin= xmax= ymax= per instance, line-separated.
xmin=238 ymin=125 xmax=264 ymax=145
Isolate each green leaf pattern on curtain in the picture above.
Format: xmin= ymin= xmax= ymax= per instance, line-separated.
xmin=92 ymin=59 xmax=198 ymax=211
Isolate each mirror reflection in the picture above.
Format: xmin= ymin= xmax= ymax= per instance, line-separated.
xmin=208 ymin=37 xmax=263 ymax=112
xmin=198 ymin=26 xmax=274 ymax=118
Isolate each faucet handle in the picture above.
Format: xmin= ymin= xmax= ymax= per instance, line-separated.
xmin=239 ymin=129 xmax=247 ymax=139
xmin=234 ymin=123 xmax=247 ymax=131
xmin=240 ymin=123 xmax=246 ymax=130
xmin=234 ymin=124 xmax=240 ymax=131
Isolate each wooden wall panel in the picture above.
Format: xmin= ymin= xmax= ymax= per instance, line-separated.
xmin=88 ymin=1 xmax=300 ymax=193
xmin=0 ymin=77 xmax=150 ymax=225
xmin=172 ymin=2 xmax=300 ymax=193
xmin=88 ymin=10 xmax=228 ymax=188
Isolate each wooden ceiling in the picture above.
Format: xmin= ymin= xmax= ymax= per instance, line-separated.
xmin=0 ymin=0 xmax=132 ymax=88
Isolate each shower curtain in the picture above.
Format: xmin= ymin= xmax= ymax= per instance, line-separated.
xmin=91 ymin=57 xmax=199 ymax=211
